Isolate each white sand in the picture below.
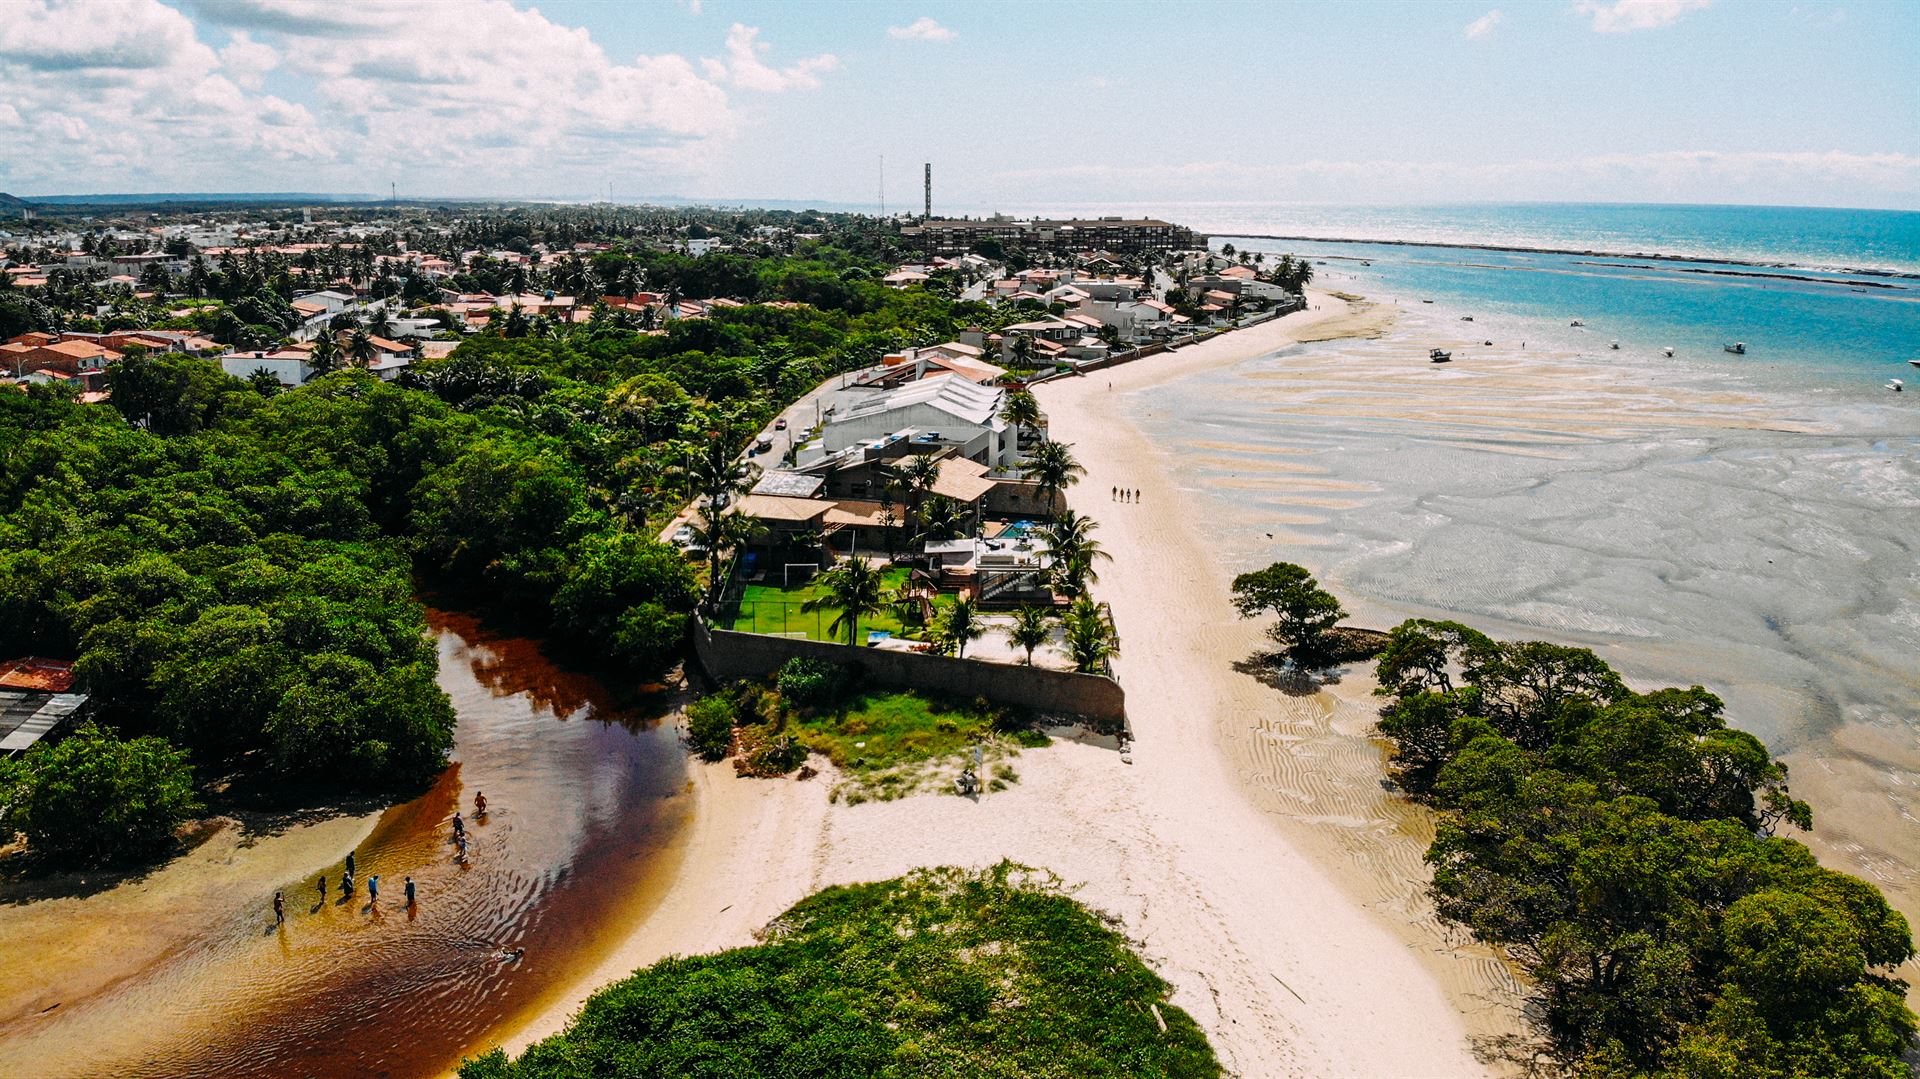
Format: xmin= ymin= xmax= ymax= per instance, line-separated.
xmin=501 ymin=294 xmax=1503 ymax=1078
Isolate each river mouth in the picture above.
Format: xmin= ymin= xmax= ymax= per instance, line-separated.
xmin=0 ymin=607 xmax=693 ymax=1079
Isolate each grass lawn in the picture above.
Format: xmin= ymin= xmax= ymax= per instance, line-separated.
xmin=725 ymin=567 xmax=954 ymax=643
xmin=791 ymin=689 xmax=1032 ymax=773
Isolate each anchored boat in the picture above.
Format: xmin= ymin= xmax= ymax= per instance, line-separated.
xmin=1724 ymin=342 xmax=1747 ymax=355
xmin=1429 ymin=348 xmax=1452 ymax=364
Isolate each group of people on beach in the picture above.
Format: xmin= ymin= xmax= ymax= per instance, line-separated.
xmin=1111 ymin=486 xmax=1143 ymax=503
xmin=271 ymin=791 xmax=487 ymax=927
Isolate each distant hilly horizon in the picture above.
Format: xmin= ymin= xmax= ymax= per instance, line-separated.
xmin=0 ymin=191 xmax=871 ymax=212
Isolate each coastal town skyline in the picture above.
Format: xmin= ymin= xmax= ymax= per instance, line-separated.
xmin=2 ymin=0 xmax=1916 ymax=210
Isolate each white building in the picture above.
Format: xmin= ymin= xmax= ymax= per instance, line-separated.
xmin=220 ymin=352 xmax=312 ymax=387
xmin=821 ymin=377 xmax=1016 ymax=468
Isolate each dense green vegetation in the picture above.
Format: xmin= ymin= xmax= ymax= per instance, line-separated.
xmin=2 ymin=221 xmax=996 ymax=865
xmin=0 ymin=380 xmax=457 ymax=801
xmin=1372 ymin=618 xmax=1916 ymax=1077
xmin=460 ymin=863 xmax=1220 ymax=1079
xmin=0 ymin=723 xmax=201 ymax=865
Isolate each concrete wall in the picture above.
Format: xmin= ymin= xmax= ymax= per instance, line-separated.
xmin=692 ymin=618 xmax=1125 ymax=724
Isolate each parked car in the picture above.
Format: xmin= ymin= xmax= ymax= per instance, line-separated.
xmin=671 ymin=525 xmax=697 ymax=547
xmin=774 ymin=418 xmax=787 ymax=430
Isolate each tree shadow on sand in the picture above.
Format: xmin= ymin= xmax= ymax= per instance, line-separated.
xmin=1231 ymin=650 xmax=1351 ymax=697
xmin=0 ymin=816 xmax=231 ymax=904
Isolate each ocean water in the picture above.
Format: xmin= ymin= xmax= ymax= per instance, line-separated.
xmin=1217 ymin=235 xmax=1918 ymax=393
xmin=983 ymin=201 xmax=1920 ymax=276
xmin=1112 ymin=203 xmax=1920 ymax=968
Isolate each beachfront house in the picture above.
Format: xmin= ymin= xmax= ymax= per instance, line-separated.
xmin=819 ymin=377 xmax=1017 ymax=469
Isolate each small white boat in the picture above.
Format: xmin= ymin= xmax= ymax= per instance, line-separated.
xmin=1907 ymin=358 xmax=1920 ymax=368
xmin=1663 ymin=347 xmax=1675 ymax=357
xmin=1570 ymin=319 xmax=1584 ymax=327
xmin=1429 ymin=348 xmax=1452 ymax=364
xmin=1724 ymin=342 xmax=1747 ymax=355
xmin=1888 ymin=379 xmax=1904 ymax=392
xmin=1460 ymin=315 xmax=1474 ymax=322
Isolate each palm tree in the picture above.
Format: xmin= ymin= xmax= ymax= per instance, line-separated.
xmin=802 ymin=557 xmax=888 ymax=646
xmin=696 ymin=509 xmax=767 ymax=610
xmin=308 ymin=331 xmax=340 ymax=375
xmin=940 ymin=595 xmax=984 ymax=659
xmin=364 ymin=307 xmax=394 ymax=339
xmin=1061 ymin=597 xmax=1120 ymax=674
xmin=999 ymin=389 xmax=1044 ymax=444
xmin=1006 ymin=606 xmax=1053 ymax=665
xmin=894 ymin=453 xmax=943 ymax=539
xmin=688 ymin=435 xmax=761 ymax=512
xmin=345 ymin=329 xmax=377 ymax=368
xmin=1040 ymin=509 xmax=1110 ymax=598
xmin=1024 ymin=439 xmax=1084 ymax=519
xmin=920 ymin=496 xmax=968 ymax=542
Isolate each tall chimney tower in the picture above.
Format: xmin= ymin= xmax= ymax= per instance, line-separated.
xmin=923 ymin=163 xmax=932 ymax=221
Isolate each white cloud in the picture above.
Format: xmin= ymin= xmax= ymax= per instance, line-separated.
xmin=687 ymin=0 xmax=703 ymax=13
xmin=1574 ymin=0 xmax=1710 ymax=33
xmin=218 ymin=30 xmax=279 ymax=90
xmin=1464 ymin=10 xmax=1504 ymax=39
xmin=0 ymin=1 xmax=839 ymax=196
xmin=0 ymin=0 xmax=334 ymax=187
xmin=700 ymin=23 xmax=837 ymax=92
xmin=888 ymin=17 xmax=955 ymax=42
xmin=1 ymin=0 xmax=201 ymax=71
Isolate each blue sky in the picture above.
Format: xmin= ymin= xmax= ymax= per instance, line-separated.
xmin=1 ymin=0 xmax=1915 ymax=209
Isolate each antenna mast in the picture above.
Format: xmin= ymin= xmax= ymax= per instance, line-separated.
xmin=923 ymin=162 xmax=931 ymax=221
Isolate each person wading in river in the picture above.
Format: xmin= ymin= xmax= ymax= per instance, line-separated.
xmin=273 ymin=891 xmax=285 ymax=925
xmin=367 ymin=874 xmax=380 ymax=907
xmin=405 ymin=876 xmax=417 ymax=907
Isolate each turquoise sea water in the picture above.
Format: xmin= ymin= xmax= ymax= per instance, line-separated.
xmin=995 ymin=201 xmax=1920 ymax=275
xmin=1220 ymin=234 xmax=1917 ymax=391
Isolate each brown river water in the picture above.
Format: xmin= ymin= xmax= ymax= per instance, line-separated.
xmin=0 ymin=608 xmax=692 ymax=1078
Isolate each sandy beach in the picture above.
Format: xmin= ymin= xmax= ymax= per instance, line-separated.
xmin=500 ymin=294 xmax=1515 ymax=1078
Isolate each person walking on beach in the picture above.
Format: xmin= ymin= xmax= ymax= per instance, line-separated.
xmin=344 ymin=850 xmax=356 ymax=879
xmin=317 ymin=874 xmax=327 ymax=901
xmin=1111 ymin=485 xmax=1117 ymax=501
xmin=367 ymin=874 xmax=380 ymax=905
xmin=342 ymin=869 xmax=354 ymax=897
xmin=474 ymin=791 xmax=487 ymax=816
xmin=452 ymin=812 xmax=465 ymax=839
xmin=405 ymin=876 xmax=416 ymax=907
xmin=273 ymin=891 xmax=285 ymax=925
